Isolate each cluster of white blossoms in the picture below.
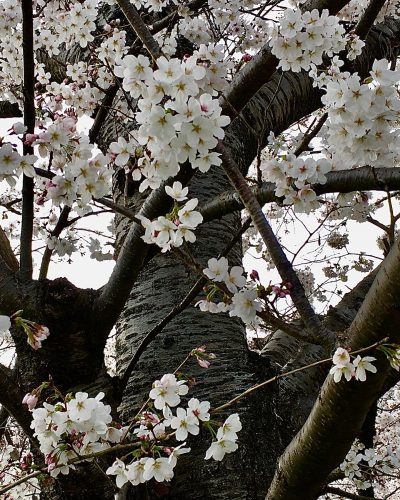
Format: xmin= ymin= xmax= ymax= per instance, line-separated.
xmin=339 ymin=438 xmax=400 ymax=492
xmin=339 ymin=0 xmax=399 ymax=24
xmin=0 ymin=116 xmax=113 ymax=214
xmin=0 ymin=1 xmax=23 ymax=103
xmin=262 ymin=60 xmax=400 ymax=215
xmin=28 ymin=116 xmax=113 ymax=212
xmin=196 ymin=257 xmax=263 ymax=325
xmin=269 ymin=9 xmax=364 ymax=73
xmin=30 ymin=391 xmax=125 ymax=477
xmin=0 ymin=446 xmax=39 ymax=499
xmin=336 ymin=382 xmax=400 ymax=496
xmin=261 ymin=152 xmax=332 ymax=213
xmin=325 ymin=191 xmax=375 ymax=223
xmin=330 ymin=347 xmax=377 ymax=383
xmin=138 ymin=182 xmax=203 ymax=253
xmin=0 ymin=124 xmax=38 ymax=185
xmin=131 ymin=0 xmax=177 ymax=13
xmin=35 ymin=0 xmax=98 ymax=50
xmin=113 ymin=45 xmax=230 ymax=192
xmin=320 ymin=60 xmax=400 ymax=170
xmin=107 ymin=372 xmax=242 ymax=487
xmin=0 ymin=138 xmax=36 ymax=186
xmin=3 ymin=347 xmax=242 ymax=494
xmin=176 ymin=0 xmax=266 ymax=53
xmin=46 ymin=230 xmax=78 ymax=259
xmin=339 ymin=442 xmax=375 ymax=490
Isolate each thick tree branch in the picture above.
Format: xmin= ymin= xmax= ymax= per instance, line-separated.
xmin=0 ymin=226 xmax=19 ymax=272
xmin=116 ymin=0 xmax=162 ymax=59
xmin=89 ymin=86 xmax=119 ymax=144
xmin=119 ymin=217 xmax=253 ymax=391
xmin=0 ymin=101 xmax=22 ymax=118
xmin=0 ymin=405 xmax=9 ymax=442
xmin=221 ymin=0 xmax=351 ymax=119
xmin=301 ymin=0 xmax=350 ymax=12
xmin=19 ymin=0 xmax=35 ymax=282
xmin=266 ymin=237 xmax=400 ymax=499
xmin=217 ymin=142 xmax=336 ymax=349
xmin=323 ymin=486 xmax=377 ymax=500
xmin=0 ymin=364 xmax=35 ymax=443
xmin=38 ymin=206 xmax=71 ymax=279
xmin=95 ymin=197 xmax=140 ymax=223
xmin=200 ymin=166 xmax=400 ymax=222
xmin=93 ymin=165 xmax=193 ymax=340
xmin=355 ymin=0 xmax=388 ymax=39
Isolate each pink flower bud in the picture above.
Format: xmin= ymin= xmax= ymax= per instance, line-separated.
xmin=22 ymin=393 xmax=38 ymax=411
xmin=197 ymin=359 xmax=210 ymax=369
xmin=24 ymin=134 xmax=38 ymax=146
xmin=250 ymin=270 xmax=259 ymax=281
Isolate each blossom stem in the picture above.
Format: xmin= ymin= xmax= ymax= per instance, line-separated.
xmin=211 ymin=338 xmax=389 ymax=414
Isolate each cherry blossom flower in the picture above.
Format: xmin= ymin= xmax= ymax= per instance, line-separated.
xmin=167 ymin=443 xmax=191 ymax=467
xmin=330 ymin=363 xmax=355 ymax=383
xmin=187 ymin=398 xmax=210 ymax=422
xmin=225 ymin=266 xmax=246 ymax=293
xmin=178 ymin=198 xmax=203 ymax=227
xmin=229 ymin=288 xmax=262 ymax=324
xmin=106 ymin=459 xmax=129 ymax=488
xmin=143 ymin=457 xmax=175 ymax=482
xmin=332 ymin=347 xmax=351 ymax=367
xmin=218 ymin=413 xmax=242 ymax=441
xmin=109 ymin=137 xmax=135 ymax=167
xmin=205 ymin=438 xmax=238 ymax=461
xmin=203 ymin=257 xmax=229 ymax=282
xmin=165 ymin=181 xmax=188 ymax=201
xmin=353 ymin=355 xmax=377 ymax=382
xmin=149 ymin=374 xmax=189 ymax=410
xmin=126 ymin=458 xmax=148 ymax=486
xmin=67 ymin=392 xmax=97 ymax=422
xmin=170 ymin=407 xmax=200 ymax=441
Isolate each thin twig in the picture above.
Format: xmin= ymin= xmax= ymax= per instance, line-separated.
xmin=39 ymin=206 xmax=71 ymax=279
xmin=324 ymin=485 xmax=377 ymax=500
xmin=211 ymin=338 xmax=388 ymax=414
